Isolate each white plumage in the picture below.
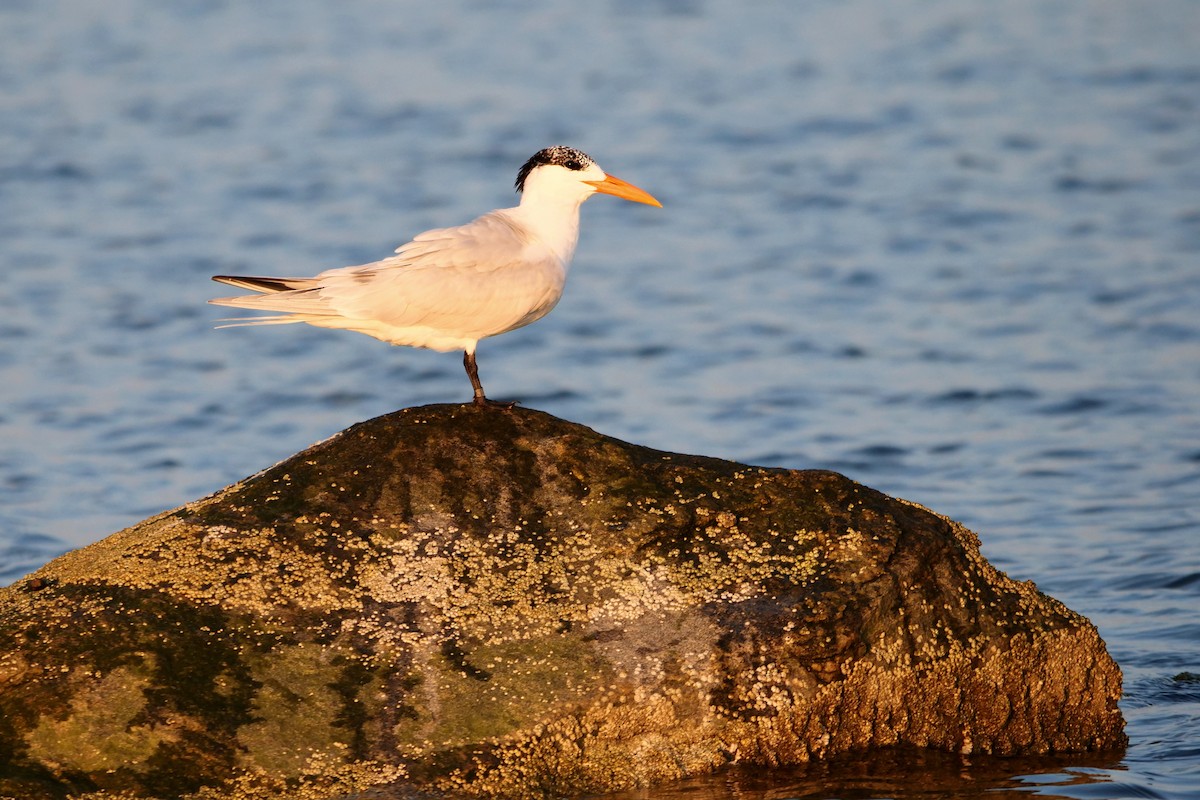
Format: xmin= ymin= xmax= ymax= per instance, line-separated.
xmin=211 ymin=146 xmax=660 ymax=405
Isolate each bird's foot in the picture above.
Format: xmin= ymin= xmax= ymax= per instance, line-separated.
xmin=471 ymin=396 xmax=519 ymax=410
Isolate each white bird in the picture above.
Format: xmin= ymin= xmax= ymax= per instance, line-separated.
xmin=211 ymin=146 xmax=661 ymax=406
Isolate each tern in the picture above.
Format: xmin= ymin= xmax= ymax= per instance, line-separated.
xmin=211 ymin=146 xmax=661 ymax=406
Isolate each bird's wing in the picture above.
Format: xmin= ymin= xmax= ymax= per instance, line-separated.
xmin=391 ymin=209 xmax=535 ymax=271
xmin=313 ymin=210 xmax=557 ymax=330
xmin=210 ymin=210 xmax=562 ymax=339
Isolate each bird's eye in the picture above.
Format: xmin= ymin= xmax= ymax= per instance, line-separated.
xmin=564 ymin=159 xmax=582 ymax=171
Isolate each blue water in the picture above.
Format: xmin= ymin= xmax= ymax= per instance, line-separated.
xmin=2 ymin=1 xmax=1198 ymax=797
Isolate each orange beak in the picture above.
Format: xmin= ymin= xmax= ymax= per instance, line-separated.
xmin=585 ymin=174 xmax=663 ymax=207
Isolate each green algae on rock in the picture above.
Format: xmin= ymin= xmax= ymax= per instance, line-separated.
xmin=0 ymin=405 xmax=1126 ymax=799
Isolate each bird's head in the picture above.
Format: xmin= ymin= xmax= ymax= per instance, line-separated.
xmin=515 ymin=146 xmax=662 ymax=208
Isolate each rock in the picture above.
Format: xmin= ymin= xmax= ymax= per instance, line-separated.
xmin=0 ymin=405 xmax=1126 ymax=799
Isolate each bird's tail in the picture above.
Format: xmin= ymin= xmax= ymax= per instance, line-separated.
xmin=209 ymin=274 xmax=332 ymax=327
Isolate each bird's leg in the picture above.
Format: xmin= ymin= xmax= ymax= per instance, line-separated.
xmin=464 ymin=350 xmax=487 ymax=405
xmin=463 ymin=350 xmax=516 ymax=408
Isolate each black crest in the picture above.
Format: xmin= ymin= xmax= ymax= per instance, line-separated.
xmin=515 ymin=146 xmax=595 ymax=192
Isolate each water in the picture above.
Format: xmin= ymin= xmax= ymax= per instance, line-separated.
xmin=2 ymin=1 xmax=1198 ymax=797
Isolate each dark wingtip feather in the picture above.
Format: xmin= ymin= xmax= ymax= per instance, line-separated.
xmin=211 ymin=275 xmax=296 ymax=293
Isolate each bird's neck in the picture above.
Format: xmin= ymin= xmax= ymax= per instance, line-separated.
xmin=513 ymin=193 xmax=585 ymax=266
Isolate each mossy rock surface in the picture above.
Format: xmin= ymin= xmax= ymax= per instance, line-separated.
xmin=0 ymin=405 xmax=1126 ymax=799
